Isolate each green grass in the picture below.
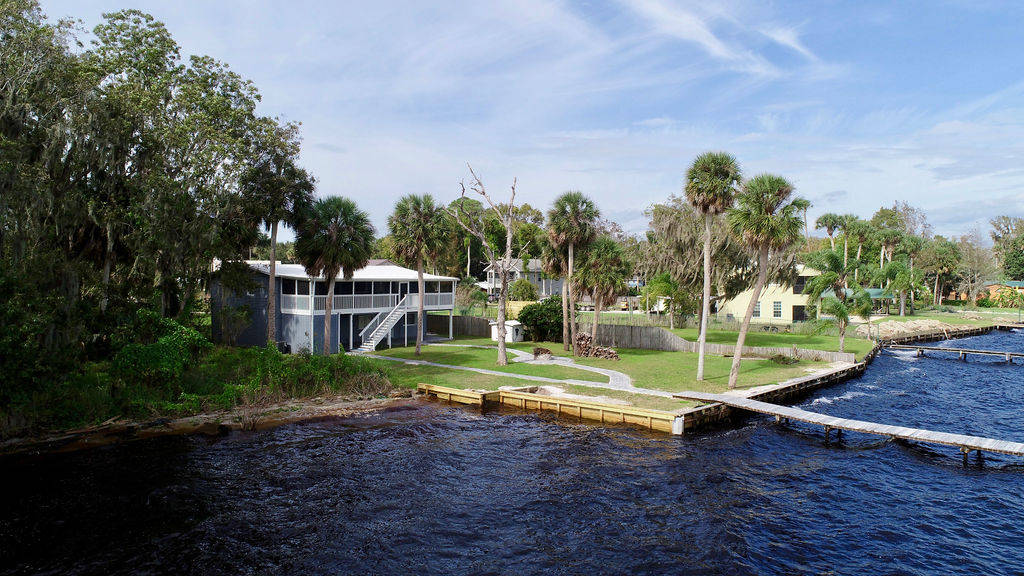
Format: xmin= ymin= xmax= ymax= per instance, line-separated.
xmin=671 ymin=327 xmax=875 ymax=361
xmin=373 ymin=344 xmax=607 ymax=382
xmin=417 ymin=337 xmax=830 ymax=407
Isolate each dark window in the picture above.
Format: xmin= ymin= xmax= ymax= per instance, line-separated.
xmin=296 ymin=280 xmax=309 ymax=295
xmin=354 ymin=281 xmax=372 ymax=294
xmin=793 ymin=305 xmax=807 ymax=322
xmin=314 ymin=281 xmax=328 ymax=295
xmin=391 ymin=282 xmax=399 ymax=294
xmin=794 ymin=276 xmax=810 ymax=294
xmin=337 ymin=281 xmax=353 ymax=295
xmin=282 ymin=278 xmax=296 ymax=295
xmin=426 ymin=281 xmax=440 ymax=293
xmin=373 ymin=281 xmax=390 ymax=294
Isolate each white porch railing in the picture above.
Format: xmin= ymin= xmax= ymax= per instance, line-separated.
xmin=303 ymin=291 xmax=453 ymax=313
xmin=280 ymin=294 xmax=309 ymax=312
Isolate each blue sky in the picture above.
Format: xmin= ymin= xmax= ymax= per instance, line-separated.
xmin=41 ymin=0 xmax=1024 ymax=239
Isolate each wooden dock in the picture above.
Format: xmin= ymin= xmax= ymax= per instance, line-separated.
xmin=886 ymin=344 xmax=1024 ymax=362
xmin=417 ymin=384 xmax=683 ymax=434
xmin=675 ymin=391 xmax=1024 ymax=463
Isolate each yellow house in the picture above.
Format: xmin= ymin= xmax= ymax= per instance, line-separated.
xmin=715 ymin=265 xmax=819 ymax=325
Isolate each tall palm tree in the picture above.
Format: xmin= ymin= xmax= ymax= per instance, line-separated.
xmin=574 ymin=236 xmax=630 ymax=341
xmin=540 ymin=240 xmax=569 ymax=335
xmin=726 ymin=174 xmax=808 ymax=389
xmin=845 ymin=218 xmax=874 ymax=283
xmin=685 ymin=151 xmax=741 ymax=381
xmin=295 ymin=197 xmax=375 ymax=355
xmin=815 ymin=213 xmax=844 ymax=250
xmin=241 ymin=157 xmax=315 ymax=346
xmin=547 ymin=191 xmax=599 ymax=355
xmin=804 ymin=247 xmax=870 ymax=352
xmin=388 ymin=194 xmax=448 ymax=355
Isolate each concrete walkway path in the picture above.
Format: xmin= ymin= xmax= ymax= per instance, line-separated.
xmin=361 ymin=343 xmax=674 ymax=398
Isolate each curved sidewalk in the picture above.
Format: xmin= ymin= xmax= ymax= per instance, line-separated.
xmin=361 ymin=343 xmax=673 ymax=398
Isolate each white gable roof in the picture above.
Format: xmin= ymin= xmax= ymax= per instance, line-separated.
xmin=243 ymin=260 xmax=458 ymax=282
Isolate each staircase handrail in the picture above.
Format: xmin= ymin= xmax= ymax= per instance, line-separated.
xmin=359 ymin=294 xmax=408 ymax=341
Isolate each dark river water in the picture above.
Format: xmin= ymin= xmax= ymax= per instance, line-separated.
xmin=3 ymin=330 xmax=1024 ymax=575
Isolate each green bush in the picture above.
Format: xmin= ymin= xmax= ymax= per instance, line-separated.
xmin=518 ymin=296 xmax=563 ymax=342
xmin=508 ymin=278 xmax=539 ymax=301
xmin=976 ymin=297 xmax=997 ymax=308
xmin=112 ymin=310 xmax=212 ymax=387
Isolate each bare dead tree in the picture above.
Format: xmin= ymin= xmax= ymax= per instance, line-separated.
xmin=445 ymin=165 xmax=522 ymax=366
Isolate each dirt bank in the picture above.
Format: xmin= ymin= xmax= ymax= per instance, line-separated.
xmin=1 ymin=391 xmax=414 ymax=456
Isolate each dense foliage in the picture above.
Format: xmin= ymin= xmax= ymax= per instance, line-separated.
xmin=508 ymin=278 xmax=539 ymax=301
xmin=518 ymin=296 xmax=564 ymax=342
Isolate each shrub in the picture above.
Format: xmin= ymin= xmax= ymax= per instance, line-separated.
xmin=112 ymin=310 xmax=212 ymax=387
xmin=518 ymin=296 xmax=563 ymax=342
xmin=768 ymin=354 xmax=800 ymax=365
xmin=508 ymin=278 xmax=539 ymax=301
xmin=976 ymin=297 xmax=997 ymax=308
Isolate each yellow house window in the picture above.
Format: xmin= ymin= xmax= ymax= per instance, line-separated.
xmin=753 ymin=302 xmax=760 ymax=317
xmin=773 ymin=301 xmax=782 ymax=318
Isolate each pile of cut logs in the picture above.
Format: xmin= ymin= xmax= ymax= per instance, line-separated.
xmin=574 ymin=333 xmax=620 ymax=360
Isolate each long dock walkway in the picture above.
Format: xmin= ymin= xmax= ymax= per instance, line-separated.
xmin=675 ymin=391 xmax=1024 ymax=462
xmin=886 ymin=344 xmax=1024 ymax=362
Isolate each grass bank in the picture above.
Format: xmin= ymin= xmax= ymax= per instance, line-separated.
xmin=670 ymin=328 xmax=875 ymax=361
xmin=2 ymin=345 xmax=393 ymax=438
xmin=383 ymin=337 xmax=831 ymax=410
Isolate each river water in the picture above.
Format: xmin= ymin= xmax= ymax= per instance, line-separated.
xmin=3 ymin=331 xmax=1023 ymax=575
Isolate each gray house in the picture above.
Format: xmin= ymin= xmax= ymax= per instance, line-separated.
xmin=479 ymin=258 xmax=563 ymax=298
xmin=211 ymin=259 xmax=458 ymax=353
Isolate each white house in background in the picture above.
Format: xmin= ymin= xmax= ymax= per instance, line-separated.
xmin=211 ymin=259 xmax=458 ymax=353
xmin=715 ymin=265 xmax=819 ymax=324
xmin=490 ymin=319 xmax=524 ymax=343
xmin=479 ymin=258 xmax=564 ymax=298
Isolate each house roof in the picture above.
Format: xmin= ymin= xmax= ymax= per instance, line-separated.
xmin=241 ymin=260 xmax=458 ymax=282
xmin=986 ymin=280 xmax=1024 ymax=288
xmin=822 ymin=287 xmax=895 ymax=300
xmin=483 ymin=258 xmax=544 ymax=273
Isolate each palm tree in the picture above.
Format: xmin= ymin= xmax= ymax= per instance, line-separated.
xmin=804 ymin=247 xmax=870 ymax=351
xmin=241 ymin=157 xmax=315 ymax=346
xmin=641 ymin=272 xmax=685 ymax=329
xmin=547 ymin=191 xmax=600 ymax=355
xmin=845 ymin=218 xmax=874 ymax=283
xmin=388 ymin=194 xmax=448 ymax=355
xmin=684 ymin=151 xmax=741 ymax=381
xmin=295 ymin=197 xmax=375 ymax=355
xmin=815 ymin=213 xmax=844 ymax=250
xmin=574 ymin=236 xmax=630 ymax=341
xmin=726 ymin=174 xmax=808 ymax=389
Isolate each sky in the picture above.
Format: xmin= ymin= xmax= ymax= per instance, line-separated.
xmin=40 ymin=0 xmax=1024 ymax=240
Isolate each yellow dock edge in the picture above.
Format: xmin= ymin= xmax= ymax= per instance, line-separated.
xmin=416 ymin=384 xmax=683 ymax=434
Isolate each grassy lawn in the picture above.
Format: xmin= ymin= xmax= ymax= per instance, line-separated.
xmin=373 ymin=344 xmax=607 ymax=382
xmin=671 ymin=327 xmax=875 ymax=361
xmin=446 ymin=337 xmax=828 ymax=400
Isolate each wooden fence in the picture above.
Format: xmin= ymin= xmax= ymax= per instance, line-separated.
xmin=426 ymin=314 xmax=490 ymax=337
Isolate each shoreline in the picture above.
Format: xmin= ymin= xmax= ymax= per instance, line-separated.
xmin=0 ymin=393 xmax=414 ymax=457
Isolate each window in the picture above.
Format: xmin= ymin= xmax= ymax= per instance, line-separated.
xmin=753 ymin=302 xmax=760 ymax=317
xmin=773 ymin=301 xmax=782 ymax=318
xmin=336 ymin=281 xmax=353 ymax=295
xmin=794 ymin=276 xmax=809 ymax=294
xmin=296 ymin=280 xmax=309 ymax=295
xmin=282 ymin=278 xmax=296 ymax=294
xmin=372 ymin=281 xmax=390 ymax=294
xmin=314 ymin=281 xmax=328 ymax=296
xmin=354 ymin=281 xmax=372 ymax=295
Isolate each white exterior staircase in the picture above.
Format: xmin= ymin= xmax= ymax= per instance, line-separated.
xmin=355 ymin=295 xmax=409 ymax=353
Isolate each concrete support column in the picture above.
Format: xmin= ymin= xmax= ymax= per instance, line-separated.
xmin=449 ymin=308 xmax=454 ymax=340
